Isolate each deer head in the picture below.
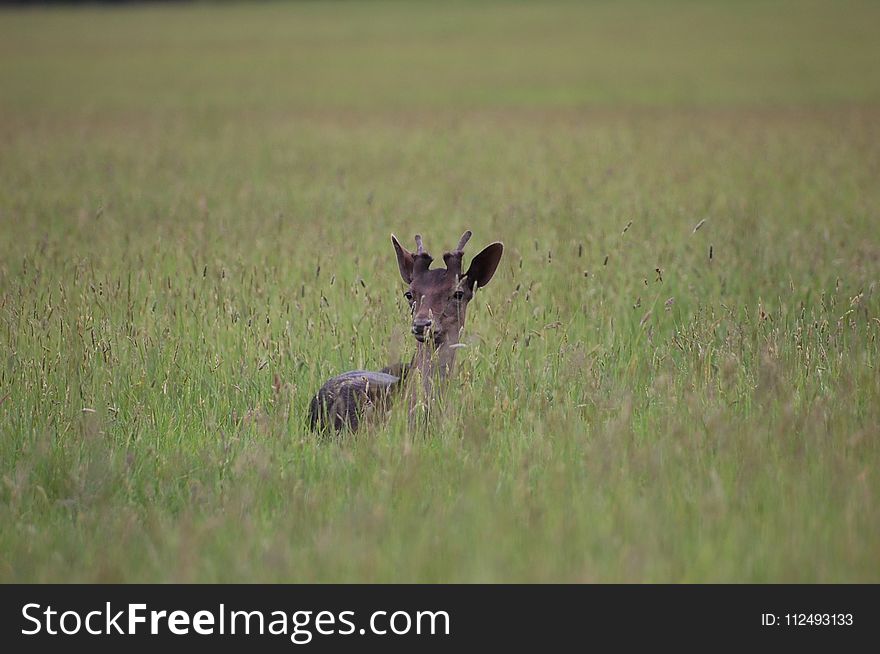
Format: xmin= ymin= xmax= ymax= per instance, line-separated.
xmin=391 ymin=230 xmax=504 ymax=350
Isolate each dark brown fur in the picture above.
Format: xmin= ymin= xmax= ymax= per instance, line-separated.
xmin=308 ymin=366 xmax=408 ymax=432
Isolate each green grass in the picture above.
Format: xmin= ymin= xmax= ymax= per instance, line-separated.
xmin=1 ymin=0 xmax=878 ymax=582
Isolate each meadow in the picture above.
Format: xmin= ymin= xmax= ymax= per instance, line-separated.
xmin=0 ymin=0 xmax=878 ymax=582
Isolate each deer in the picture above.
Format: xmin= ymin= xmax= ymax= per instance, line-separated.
xmin=308 ymin=230 xmax=504 ymax=432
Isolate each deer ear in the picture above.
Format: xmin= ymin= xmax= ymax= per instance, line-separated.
xmin=391 ymin=234 xmax=414 ymax=283
xmin=464 ymin=242 xmax=504 ymax=289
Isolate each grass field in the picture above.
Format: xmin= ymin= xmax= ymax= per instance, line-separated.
xmin=1 ymin=0 xmax=879 ymax=582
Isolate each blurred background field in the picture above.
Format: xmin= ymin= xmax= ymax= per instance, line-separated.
xmin=1 ymin=0 xmax=878 ymax=582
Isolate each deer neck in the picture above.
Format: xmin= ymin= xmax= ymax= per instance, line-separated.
xmin=408 ymin=337 xmax=457 ymax=401
xmin=413 ymin=340 xmax=456 ymax=378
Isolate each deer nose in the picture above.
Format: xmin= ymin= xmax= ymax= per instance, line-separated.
xmin=412 ymin=318 xmax=432 ymax=335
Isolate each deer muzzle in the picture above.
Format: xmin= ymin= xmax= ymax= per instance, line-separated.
xmin=412 ymin=318 xmax=435 ymax=342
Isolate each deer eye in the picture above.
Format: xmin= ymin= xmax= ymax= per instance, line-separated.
xmin=452 ymin=290 xmax=465 ymax=301
xmin=404 ymin=291 xmax=414 ymax=302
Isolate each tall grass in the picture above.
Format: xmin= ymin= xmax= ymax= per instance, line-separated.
xmin=0 ymin=0 xmax=878 ymax=582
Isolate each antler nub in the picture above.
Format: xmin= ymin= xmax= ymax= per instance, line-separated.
xmin=443 ymin=229 xmax=472 ymax=277
xmin=412 ymin=234 xmax=433 ymax=274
